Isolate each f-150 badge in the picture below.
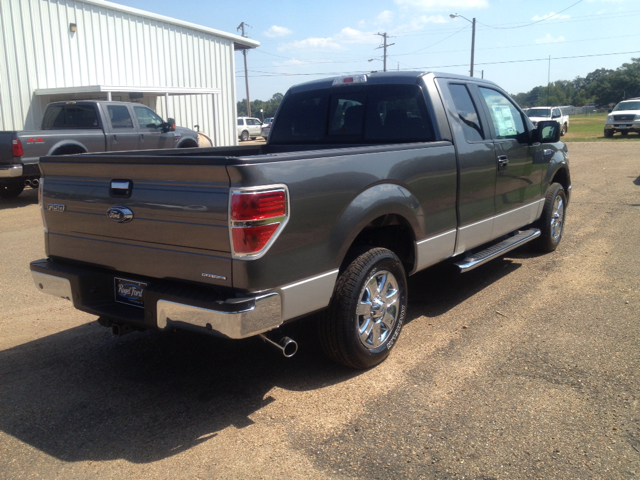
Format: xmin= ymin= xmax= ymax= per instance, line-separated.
xmin=107 ymin=206 xmax=133 ymax=223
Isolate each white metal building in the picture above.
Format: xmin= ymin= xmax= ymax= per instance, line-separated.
xmin=0 ymin=0 xmax=259 ymax=145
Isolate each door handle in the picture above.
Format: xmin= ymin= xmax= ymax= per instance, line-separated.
xmin=112 ymin=134 xmax=117 ymax=143
xmin=140 ymin=134 xmax=144 ymax=141
xmin=498 ymin=155 xmax=509 ymax=171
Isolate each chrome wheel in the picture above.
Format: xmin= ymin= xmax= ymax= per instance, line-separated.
xmin=356 ymin=270 xmax=399 ymax=350
xmin=550 ymin=194 xmax=564 ymax=242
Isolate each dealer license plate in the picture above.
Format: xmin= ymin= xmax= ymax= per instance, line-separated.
xmin=114 ymin=277 xmax=146 ymax=308
xmin=618 ymin=125 xmax=627 ymax=129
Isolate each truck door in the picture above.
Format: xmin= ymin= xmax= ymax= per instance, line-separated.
xmin=133 ymin=106 xmax=173 ymax=149
xmin=105 ymin=105 xmax=140 ymax=151
xmin=438 ymin=81 xmax=497 ymax=253
xmin=475 ymin=86 xmax=541 ymax=239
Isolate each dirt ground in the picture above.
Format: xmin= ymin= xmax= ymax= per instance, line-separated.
xmin=0 ymin=143 xmax=638 ymax=479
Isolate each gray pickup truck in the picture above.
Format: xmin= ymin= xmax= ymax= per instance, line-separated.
xmin=30 ymin=72 xmax=570 ymax=369
xmin=0 ymin=101 xmax=199 ymax=199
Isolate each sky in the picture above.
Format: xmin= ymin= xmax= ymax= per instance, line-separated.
xmin=111 ymin=0 xmax=640 ymax=102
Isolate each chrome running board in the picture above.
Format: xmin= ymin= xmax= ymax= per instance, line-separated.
xmin=454 ymin=228 xmax=541 ymax=273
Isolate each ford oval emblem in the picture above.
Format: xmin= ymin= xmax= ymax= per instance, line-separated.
xmin=107 ymin=206 xmax=133 ymax=223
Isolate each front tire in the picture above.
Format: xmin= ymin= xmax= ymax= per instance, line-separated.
xmin=533 ymin=183 xmax=566 ymax=253
xmin=604 ymin=129 xmax=613 ymax=138
xmin=319 ymin=247 xmax=408 ymax=369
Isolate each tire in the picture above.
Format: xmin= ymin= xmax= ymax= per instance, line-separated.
xmin=603 ymin=129 xmax=613 ymax=138
xmin=240 ymin=130 xmax=249 ymax=142
xmin=319 ymin=247 xmax=408 ymax=369
xmin=560 ymin=123 xmax=567 ymax=136
xmin=533 ymin=183 xmax=566 ymax=253
xmin=0 ymin=181 xmax=25 ymax=199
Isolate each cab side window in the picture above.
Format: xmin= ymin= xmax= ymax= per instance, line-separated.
xmin=448 ymin=84 xmax=484 ymax=142
xmin=478 ymin=87 xmax=526 ymax=141
xmin=134 ymin=106 xmax=164 ymax=130
xmin=107 ymin=105 xmax=133 ymax=129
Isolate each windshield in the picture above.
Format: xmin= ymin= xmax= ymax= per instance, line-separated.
xmin=526 ymin=108 xmax=551 ymax=118
xmin=613 ymin=101 xmax=640 ymax=111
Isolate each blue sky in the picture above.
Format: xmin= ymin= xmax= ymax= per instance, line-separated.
xmin=113 ymin=0 xmax=640 ymax=102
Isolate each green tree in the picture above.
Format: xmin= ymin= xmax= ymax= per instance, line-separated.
xmin=237 ymin=93 xmax=284 ymax=118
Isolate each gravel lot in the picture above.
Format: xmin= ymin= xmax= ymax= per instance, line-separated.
xmin=1 ymin=143 xmax=638 ymax=479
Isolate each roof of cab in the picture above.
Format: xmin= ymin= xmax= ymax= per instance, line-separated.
xmin=286 ymin=71 xmax=500 ymax=94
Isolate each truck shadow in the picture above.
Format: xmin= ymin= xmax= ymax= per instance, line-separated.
xmin=0 ymin=320 xmax=356 ymax=464
xmin=406 ymin=257 xmax=521 ymax=322
xmin=0 ymin=256 xmax=523 ymax=464
xmin=0 ymin=187 xmax=38 ymax=210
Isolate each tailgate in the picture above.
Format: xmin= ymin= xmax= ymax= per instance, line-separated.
xmin=0 ymin=132 xmax=17 ymax=165
xmin=40 ymin=155 xmax=233 ymax=287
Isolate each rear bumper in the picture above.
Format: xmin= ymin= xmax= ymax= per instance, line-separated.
xmin=0 ymin=163 xmax=40 ymax=178
xmin=0 ymin=164 xmax=23 ymax=178
xmin=30 ymin=259 xmax=282 ymax=339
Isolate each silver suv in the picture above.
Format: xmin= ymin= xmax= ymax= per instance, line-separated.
xmin=237 ymin=117 xmax=263 ymax=141
xmin=604 ymin=99 xmax=640 ymax=137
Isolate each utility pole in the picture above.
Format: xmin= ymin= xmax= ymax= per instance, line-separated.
xmin=547 ymin=55 xmax=551 ymax=105
xmin=375 ymin=32 xmax=394 ymax=72
xmin=237 ymin=22 xmax=252 ymax=117
xmin=470 ymin=18 xmax=476 ymax=77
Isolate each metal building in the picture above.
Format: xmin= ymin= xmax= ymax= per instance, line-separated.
xmin=0 ymin=0 xmax=259 ymax=145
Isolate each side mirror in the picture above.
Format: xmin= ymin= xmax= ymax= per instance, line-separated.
xmin=536 ymin=120 xmax=561 ymax=143
xmin=163 ymin=118 xmax=176 ymax=132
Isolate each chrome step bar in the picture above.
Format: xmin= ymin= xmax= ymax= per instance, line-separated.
xmin=454 ymin=228 xmax=541 ymax=273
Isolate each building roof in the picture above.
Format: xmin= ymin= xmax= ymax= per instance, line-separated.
xmin=80 ymin=0 xmax=260 ymax=50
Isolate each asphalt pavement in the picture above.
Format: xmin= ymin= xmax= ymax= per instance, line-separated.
xmin=0 ymin=143 xmax=638 ymax=479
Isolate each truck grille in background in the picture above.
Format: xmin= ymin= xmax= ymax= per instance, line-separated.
xmin=613 ymin=115 xmax=634 ymax=121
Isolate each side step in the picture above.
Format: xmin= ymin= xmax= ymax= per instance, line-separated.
xmin=454 ymin=228 xmax=541 ymax=273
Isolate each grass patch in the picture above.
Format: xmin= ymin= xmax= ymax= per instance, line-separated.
xmin=562 ymin=113 xmax=640 ymax=142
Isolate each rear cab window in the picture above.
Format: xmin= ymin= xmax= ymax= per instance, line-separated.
xmin=269 ymin=84 xmax=435 ymax=145
xmin=41 ymin=104 xmax=101 ymax=130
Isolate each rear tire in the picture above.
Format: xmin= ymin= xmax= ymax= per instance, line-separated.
xmin=0 ymin=181 xmax=24 ymax=199
xmin=533 ymin=183 xmax=566 ymax=253
xmin=319 ymin=247 xmax=408 ymax=369
xmin=240 ymin=130 xmax=249 ymax=142
xmin=560 ymin=123 xmax=567 ymax=136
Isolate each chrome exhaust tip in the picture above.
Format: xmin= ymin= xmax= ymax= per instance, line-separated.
xmin=259 ymin=333 xmax=298 ymax=358
xmin=24 ymin=179 xmax=32 ymax=187
xmin=31 ymin=178 xmax=39 ymax=188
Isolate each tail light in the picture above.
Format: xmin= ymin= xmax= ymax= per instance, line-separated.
xmin=12 ymin=138 xmax=23 ymax=157
xmin=229 ymin=185 xmax=289 ymax=258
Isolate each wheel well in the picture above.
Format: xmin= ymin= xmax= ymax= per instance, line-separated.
xmin=551 ymin=167 xmax=569 ymax=196
xmin=52 ymin=144 xmax=87 ymax=156
xmin=343 ymin=214 xmax=415 ymax=273
xmin=179 ymin=139 xmax=198 ymax=148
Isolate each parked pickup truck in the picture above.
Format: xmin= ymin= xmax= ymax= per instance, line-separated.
xmin=0 ymin=101 xmax=199 ymax=199
xmin=30 ymin=72 xmax=571 ymax=369
xmin=525 ymin=106 xmax=569 ymax=136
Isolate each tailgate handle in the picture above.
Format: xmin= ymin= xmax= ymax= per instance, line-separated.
xmin=110 ymin=179 xmax=133 ymax=198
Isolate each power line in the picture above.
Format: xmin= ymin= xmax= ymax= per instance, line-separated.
xmin=235 ymin=50 xmax=640 ymax=78
xmin=477 ymin=0 xmax=584 ymax=30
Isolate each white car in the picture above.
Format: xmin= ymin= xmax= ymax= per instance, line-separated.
xmin=604 ymin=98 xmax=640 ymax=137
xmin=526 ymin=107 xmax=569 ymax=136
xmin=237 ymin=117 xmax=263 ymax=141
